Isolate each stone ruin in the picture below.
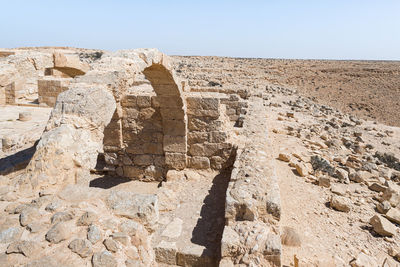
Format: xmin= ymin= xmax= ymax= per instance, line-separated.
xmin=0 ymin=48 xmax=281 ymax=266
xmin=0 ymin=49 xmax=91 ymax=106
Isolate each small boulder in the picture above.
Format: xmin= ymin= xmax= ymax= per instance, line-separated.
xmin=376 ymin=201 xmax=391 ymax=214
xmin=330 ymin=195 xmax=351 ymax=212
xmin=331 ymin=184 xmax=347 ymax=196
xmin=18 ymin=112 xmax=32 ymax=122
xmin=295 ymin=162 xmax=312 ymax=177
xmin=68 ymin=238 xmax=93 ymax=258
xmin=88 ymin=224 xmax=102 ymax=244
xmin=318 ymin=176 xmax=331 ymax=188
xmin=350 ymin=252 xmax=378 ymax=267
xmin=0 ymin=227 xmax=22 ymax=243
xmin=106 ymin=191 xmax=159 ymax=230
xmin=368 ymin=183 xmax=387 ymax=193
xmin=51 ymin=211 xmax=73 ymax=224
xmin=92 ymin=251 xmax=117 ymax=267
xmin=335 ymin=168 xmax=350 ymax=183
xmin=77 ymin=211 xmax=98 ymax=226
xmin=45 ymin=222 xmax=70 ymax=243
xmin=103 ymin=238 xmax=121 ymax=252
xmin=6 ymin=240 xmax=41 ymax=257
xmin=278 ymin=153 xmax=291 ymax=162
xmin=385 ymin=208 xmax=400 ymax=225
xmin=370 ymin=215 xmax=396 ymax=237
xmin=20 ymin=207 xmax=41 ymax=227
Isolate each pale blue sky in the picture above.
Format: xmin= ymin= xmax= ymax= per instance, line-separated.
xmin=1 ymin=0 xmax=399 ymax=60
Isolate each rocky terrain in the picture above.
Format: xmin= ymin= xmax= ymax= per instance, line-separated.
xmin=173 ymin=56 xmax=400 ymax=127
xmin=0 ymin=48 xmax=399 ymax=267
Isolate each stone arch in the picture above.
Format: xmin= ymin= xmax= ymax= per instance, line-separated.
xmin=142 ymin=63 xmax=187 ymax=170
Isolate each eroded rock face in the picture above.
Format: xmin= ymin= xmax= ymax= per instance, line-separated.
xmin=21 ymin=86 xmax=116 ymax=192
xmin=106 ymin=190 xmax=159 ymax=230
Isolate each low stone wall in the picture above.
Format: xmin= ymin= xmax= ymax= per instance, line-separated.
xmin=38 ymin=77 xmax=73 ymax=106
xmin=220 ymin=97 xmax=282 ymax=267
xmin=220 ymin=93 xmax=248 ymax=123
xmin=102 ymin=91 xmax=237 ymax=181
xmin=186 ymin=93 xmax=235 ymax=170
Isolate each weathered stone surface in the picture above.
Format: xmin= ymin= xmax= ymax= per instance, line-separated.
xmin=19 ymin=207 xmax=41 ymax=227
xmin=45 ymin=222 xmax=70 ymax=243
xmin=68 ymin=238 xmax=93 ymax=258
xmin=6 ymin=240 xmax=40 ymax=257
xmin=161 ymin=218 xmax=183 ymax=239
xmin=370 ymin=215 xmax=396 ymax=237
xmin=106 ymin=191 xmax=159 ymax=229
xmin=377 ymin=201 xmax=391 ymax=214
xmin=18 ymin=111 xmax=32 ymax=121
xmin=385 ymin=208 xmax=400 ymax=225
xmin=87 ymin=224 xmax=102 ymax=244
xmin=103 ymin=238 xmax=121 ymax=252
xmin=92 ymin=251 xmax=117 ymax=267
xmin=0 ymin=227 xmax=23 ymax=243
xmin=111 ymin=232 xmax=130 ymax=246
xmin=51 ymin=211 xmax=73 ymax=224
xmin=76 ymin=211 xmax=98 ymax=226
xmin=24 ymin=86 xmax=116 ymax=191
xmin=318 ymin=176 xmax=331 ymax=188
xmin=330 ymin=195 xmax=351 ymax=212
xmin=154 ymin=241 xmax=177 ymax=265
xmin=350 ymin=252 xmax=378 ymax=267
xmin=383 ymin=182 xmax=400 ymax=207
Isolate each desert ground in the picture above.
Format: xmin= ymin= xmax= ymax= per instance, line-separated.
xmin=0 ymin=48 xmax=400 ymax=266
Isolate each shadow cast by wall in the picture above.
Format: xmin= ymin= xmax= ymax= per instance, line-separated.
xmin=190 ymin=168 xmax=232 ymax=261
xmin=0 ymin=142 xmax=37 ymax=175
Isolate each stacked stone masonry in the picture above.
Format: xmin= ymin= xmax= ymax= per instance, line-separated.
xmin=0 ymin=49 xmax=90 ymax=105
xmin=38 ymin=77 xmax=73 ymax=106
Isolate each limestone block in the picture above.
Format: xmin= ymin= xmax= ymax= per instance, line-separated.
xmin=136 ymin=95 xmax=151 ymax=108
xmin=121 ymin=95 xmax=137 ymax=107
xmin=53 ymin=52 xmax=90 ymax=77
xmin=163 ymin=119 xmax=186 ymax=136
xmin=209 ymin=131 xmax=228 ymax=143
xmin=187 ymin=132 xmax=208 ymax=145
xmin=157 ymin=95 xmax=184 ymax=108
xmin=123 ymin=108 xmax=139 ymax=119
xmin=163 ymin=135 xmax=186 ymax=153
xmin=188 ymin=117 xmax=223 ymax=131
xmin=143 ymin=143 xmax=164 ymax=155
xmin=165 ymin=152 xmax=186 ymax=170
xmin=159 ymin=107 xmax=185 ymax=120
xmin=124 ymin=166 xmax=144 ymax=179
xmin=188 ymin=156 xmax=210 ymax=169
xmin=189 ymin=143 xmax=220 ymax=157
xmin=154 ymin=241 xmax=177 ymax=265
xmin=139 ymin=107 xmax=156 ymax=120
xmin=210 ymin=156 xmax=225 ymax=170
xmin=187 ymin=97 xmax=219 ymax=110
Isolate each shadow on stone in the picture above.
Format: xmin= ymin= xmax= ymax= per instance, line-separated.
xmin=190 ymin=168 xmax=232 ymax=262
xmin=89 ymin=175 xmax=132 ymax=189
xmin=0 ymin=143 xmax=37 ymax=175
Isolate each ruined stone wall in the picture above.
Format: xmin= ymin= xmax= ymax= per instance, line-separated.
xmin=220 ymin=94 xmax=248 ymax=123
xmin=220 ymin=97 xmax=282 ymax=267
xmin=38 ymin=77 xmax=72 ymax=106
xmin=103 ymin=93 xmax=166 ymax=181
xmin=103 ymin=91 xmax=236 ymax=181
xmin=3 ymin=82 xmax=15 ymax=104
xmin=186 ymin=94 xmax=234 ymax=170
